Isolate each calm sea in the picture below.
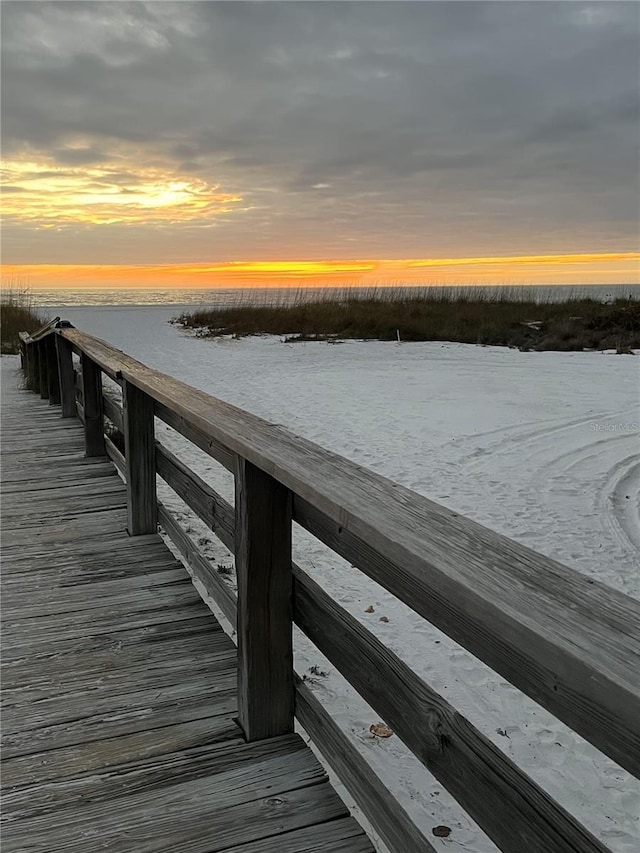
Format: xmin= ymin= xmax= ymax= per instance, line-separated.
xmin=32 ymin=283 xmax=640 ymax=308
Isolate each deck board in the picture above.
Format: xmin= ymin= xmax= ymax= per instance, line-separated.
xmin=0 ymin=358 xmax=373 ymax=853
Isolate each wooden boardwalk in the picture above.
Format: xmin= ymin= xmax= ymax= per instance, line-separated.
xmin=0 ymin=360 xmax=373 ymax=853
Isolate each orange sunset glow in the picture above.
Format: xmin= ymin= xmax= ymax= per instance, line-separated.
xmin=6 ymin=254 xmax=639 ymax=292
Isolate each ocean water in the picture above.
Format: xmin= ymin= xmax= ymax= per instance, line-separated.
xmin=31 ymin=283 xmax=640 ymax=308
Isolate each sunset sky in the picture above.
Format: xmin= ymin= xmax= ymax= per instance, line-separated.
xmin=2 ymin=1 xmax=639 ymax=290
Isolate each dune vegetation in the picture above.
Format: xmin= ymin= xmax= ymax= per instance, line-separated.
xmin=1 ymin=283 xmax=48 ymax=355
xmin=174 ymin=287 xmax=639 ymax=352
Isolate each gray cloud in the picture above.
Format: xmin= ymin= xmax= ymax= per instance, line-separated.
xmin=1 ymin=0 xmax=638 ymax=263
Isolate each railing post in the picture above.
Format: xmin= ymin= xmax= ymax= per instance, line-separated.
xmin=55 ymin=334 xmax=76 ymax=417
xmin=24 ymin=342 xmax=35 ymax=391
xmin=46 ymin=336 xmax=61 ymax=405
xmin=80 ymin=353 xmax=105 ymax=456
xmin=235 ymin=457 xmax=294 ymax=741
xmin=122 ymin=379 xmax=157 ymax=535
xmin=38 ymin=339 xmax=48 ymax=400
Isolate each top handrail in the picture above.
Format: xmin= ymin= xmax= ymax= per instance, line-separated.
xmin=21 ymin=323 xmax=640 ymax=779
xmin=19 ymin=316 xmax=61 ymax=344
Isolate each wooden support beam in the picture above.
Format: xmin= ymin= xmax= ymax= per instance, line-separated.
xmin=235 ymin=457 xmax=294 ymax=741
xmin=23 ymin=342 xmax=35 ymax=390
xmin=46 ymin=336 xmax=61 ymax=405
xmin=55 ymin=335 xmax=76 ymax=418
xmin=80 ymin=353 xmax=105 ymax=457
xmin=122 ymin=379 xmax=157 ymax=535
xmin=38 ymin=340 xmax=48 ymax=400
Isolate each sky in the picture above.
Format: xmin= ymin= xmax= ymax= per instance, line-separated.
xmin=2 ymin=1 xmax=639 ymax=290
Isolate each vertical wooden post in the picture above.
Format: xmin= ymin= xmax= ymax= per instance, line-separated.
xmin=55 ymin=335 xmax=76 ymax=417
xmin=122 ymin=379 xmax=157 ymax=535
xmin=46 ymin=336 xmax=61 ymax=405
xmin=38 ymin=340 xmax=49 ymax=399
xmin=235 ymin=457 xmax=294 ymax=741
xmin=30 ymin=342 xmax=40 ymax=393
xmin=23 ymin=342 xmax=31 ymax=385
xmin=80 ymin=353 xmax=105 ymax=456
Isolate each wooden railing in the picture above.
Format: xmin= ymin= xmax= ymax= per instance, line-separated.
xmin=18 ymin=321 xmax=640 ymax=853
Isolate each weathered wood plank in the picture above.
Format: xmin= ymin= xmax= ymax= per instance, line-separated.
xmin=158 ymin=502 xmax=237 ymax=627
xmin=220 ymin=820 xmax=374 ymax=853
xmin=55 ymin=331 xmax=77 ymax=417
xmin=3 ymin=733 xmax=310 ymax=822
xmin=1 ymin=716 xmax=240 ymax=792
xmin=123 ymin=378 xmax=157 ymax=535
xmin=2 ymin=684 xmax=237 ymax=760
xmin=80 ymin=353 xmax=105 ymax=456
xmin=155 ymin=401 xmax=236 ymax=472
xmin=1 ymin=567 xmax=190 ymax=618
xmin=45 ymin=334 xmax=60 ymax=405
xmin=2 ymin=648 xmax=236 ymax=708
xmin=103 ymin=390 xmax=124 ymax=431
xmin=2 ymin=628 xmax=229 ymax=687
xmin=294 ymin=569 xmax=606 ymax=853
xmin=235 ymin=457 xmax=294 ymax=741
xmin=38 ymin=338 xmax=48 ymax=399
xmin=105 ymin=433 xmax=126 ymax=474
xmin=60 ymin=326 xmax=640 ymax=776
xmin=295 ymin=678 xmax=433 ymax=853
xmin=156 ymin=441 xmax=235 ymax=550
xmin=2 ymin=592 xmax=207 ymax=643
xmin=0 ymin=510 xmax=128 ymax=547
xmin=2 ymin=745 xmax=346 ymax=853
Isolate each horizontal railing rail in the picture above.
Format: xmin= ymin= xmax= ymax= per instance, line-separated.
xmin=18 ymin=322 xmax=640 ymax=853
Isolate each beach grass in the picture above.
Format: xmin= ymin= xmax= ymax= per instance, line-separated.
xmin=1 ymin=282 xmax=49 ymax=354
xmin=174 ymin=286 xmax=640 ymax=352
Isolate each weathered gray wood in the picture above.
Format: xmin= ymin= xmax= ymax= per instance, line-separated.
xmin=295 ymin=678 xmax=434 ymax=853
xmin=59 ymin=326 xmax=640 ymax=777
xmin=158 ymin=501 xmax=237 ymax=627
xmin=45 ymin=334 xmax=60 ymax=405
xmin=0 ymin=374 xmax=369 ymax=853
xmin=156 ymin=441 xmax=235 ymax=550
xmin=123 ymin=378 xmax=157 ymax=535
xmin=219 ymin=821 xmax=374 ymax=853
xmin=155 ymin=401 xmax=236 ymax=472
xmin=79 ymin=353 xmax=104 ymax=456
xmin=1 ymin=716 xmax=240 ymax=793
xmin=55 ymin=333 xmax=76 ymax=417
xmin=235 ymin=457 xmax=294 ymax=741
xmin=2 ymin=749 xmax=354 ymax=853
xmin=38 ymin=338 xmax=48 ymax=399
xmin=294 ymin=569 xmax=607 ymax=853
xmin=74 ymin=365 xmax=83 ymax=405
xmin=105 ymin=433 xmax=126 ymax=475
xmin=103 ymin=390 xmax=124 ymax=431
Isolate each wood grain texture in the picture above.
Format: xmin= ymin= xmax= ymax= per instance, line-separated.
xmin=105 ymin=433 xmax=126 ymax=475
xmin=295 ymin=678 xmax=434 ymax=853
xmin=123 ymin=378 xmax=157 ymax=535
xmin=1 ymin=362 xmax=372 ymax=853
xmin=38 ymin=338 xmax=48 ymax=399
xmin=156 ymin=440 xmax=235 ymax=550
xmin=158 ymin=502 xmax=237 ymax=627
xmin=79 ymin=353 xmax=105 ymax=456
xmin=46 ymin=334 xmax=61 ymax=405
xmin=103 ymin=389 xmax=124 ymax=431
xmin=54 ymin=334 xmax=76 ymax=417
xmin=59 ymin=326 xmax=640 ymax=777
xmin=294 ymin=568 xmax=606 ymax=853
xmin=235 ymin=457 xmax=294 ymax=741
